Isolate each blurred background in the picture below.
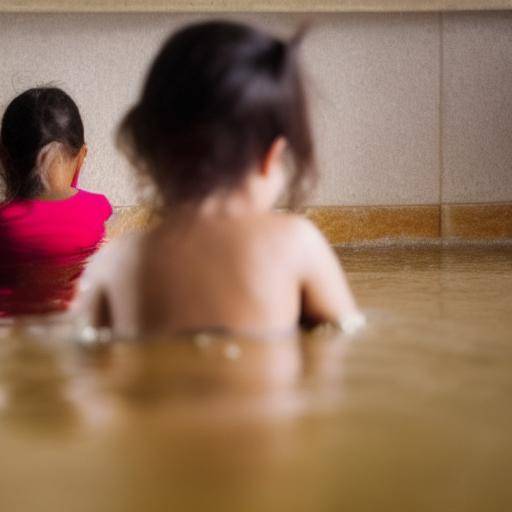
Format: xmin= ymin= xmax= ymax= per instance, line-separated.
xmin=1 ymin=9 xmax=511 ymax=209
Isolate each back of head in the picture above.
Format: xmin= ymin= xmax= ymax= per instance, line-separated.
xmin=0 ymin=87 xmax=84 ymax=200
xmin=119 ymin=20 xmax=315 ymax=206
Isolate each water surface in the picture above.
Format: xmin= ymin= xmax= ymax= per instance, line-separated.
xmin=0 ymin=245 xmax=511 ymax=511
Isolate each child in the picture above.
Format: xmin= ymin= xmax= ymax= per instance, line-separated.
xmin=0 ymin=87 xmax=112 ymax=317
xmin=78 ymin=21 xmax=364 ymax=339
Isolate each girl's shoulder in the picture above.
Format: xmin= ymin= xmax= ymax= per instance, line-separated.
xmin=262 ymin=211 xmax=322 ymax=241
xmin=0 ymin=190 xmax=112 ymax=215
xmin=0 ymin=198 xmax=40 ymax=223
xmin=259 ymin=211 xmax=331 ymax=262
xmin=74 ymin=189 xmax=113 ymax=219
xmin=0 ymin=199 xmax=27 ymax=216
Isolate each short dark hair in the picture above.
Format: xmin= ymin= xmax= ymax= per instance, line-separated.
xmin=0 ymin=87 xmax=85 ymax=200
xmin=119 ymin=20 xmax=315 ymax=206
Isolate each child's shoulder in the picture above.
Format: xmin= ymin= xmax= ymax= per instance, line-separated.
xmin=0 ymin=199 xmax=27 ymax=217
xmin=76 ymin=188 xmax=111 ymax=204
xmin=249 ymin=212 xmax=331 ymax=274
xmin=264 ymin=211 xmax=324 ymax=243
xmin=76 ymin=189 xmax=113 ymax=217
xmin=259 ymin=212 xmax=332 ymax=266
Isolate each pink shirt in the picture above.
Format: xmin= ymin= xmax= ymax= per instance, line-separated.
xmin=0 ymin=189 xmax=112 ymax=316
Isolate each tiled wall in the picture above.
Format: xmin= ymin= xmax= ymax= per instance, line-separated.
xmin=442 ymin=12 xmax=512 ymax=204
xmin=0 ymin=11 xmax=511 ymax=207
xmin=305 ymin=13 xmax=440 ymax=205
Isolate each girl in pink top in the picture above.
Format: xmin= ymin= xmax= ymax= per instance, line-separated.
xmin=0 ymin=87 xmax=112 ymax=316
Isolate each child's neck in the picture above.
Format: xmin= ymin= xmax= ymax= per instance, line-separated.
xmin=36 ymin=187 xmax=77 ymax=201
xmin=35 ymin=160 xmax=77 ymax=201
xmin=196 ymin=187 xmax=271 ymax=219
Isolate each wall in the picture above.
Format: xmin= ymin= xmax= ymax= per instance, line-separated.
xmin=0 ymin=11 xmax=511 ymax=208
xmin=0 ymin=0 xmax=511 ymax=12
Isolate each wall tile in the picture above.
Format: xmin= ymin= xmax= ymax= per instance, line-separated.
xmin=441 ymin=203 xmax=512 ymax=239
xmin=304 ymin=204 xmax=440 ymax=244
xmin=305 ymin=13 xmax=440 ymax=205
xmin=442 ymin=12 xmax=512 ymax=203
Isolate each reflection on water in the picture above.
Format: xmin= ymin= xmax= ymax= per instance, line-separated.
xmin=0 ymin=246 xmax=512 ymax=511
xmin=0 ymin=260 xmax=87 ymax=316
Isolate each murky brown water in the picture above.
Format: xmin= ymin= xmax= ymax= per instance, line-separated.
xmin=0 ymin=245 xmax=511 ymax=511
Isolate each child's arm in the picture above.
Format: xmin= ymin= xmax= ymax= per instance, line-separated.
xmin=297 ymin=218 xmax=366 ymax=333
xmin=71 ymin=248 xmax=114 ymax=340
xmin=72 ymin=235 xmax=141 ymax=341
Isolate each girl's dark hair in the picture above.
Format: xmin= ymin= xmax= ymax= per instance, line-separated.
xmin=119 ymin=20 xmax=315 ymax=206
xmin=0 ymin=87 xmax=84 ymax=200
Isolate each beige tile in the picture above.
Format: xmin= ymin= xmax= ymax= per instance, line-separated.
xmin=108 ymin=204 xmax=441 ymax=244
xmin=441 ymin=203 xmax=512 ymax=240
xmin=106 ymin=203 xmax=512 ymax=243
xmin=304 ymin=205 xmax=440 ymax=244
xmin=442 ymin=12 xmax=512 ymax=203
xmin=304 ymin=13 xmax=440 ymax=205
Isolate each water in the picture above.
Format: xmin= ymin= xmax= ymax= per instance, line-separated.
xmin=0 ymin=246 xmax=511 ymax=511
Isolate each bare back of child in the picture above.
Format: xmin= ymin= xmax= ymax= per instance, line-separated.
xmin=77 ymin=21 xmax=364 ymax=339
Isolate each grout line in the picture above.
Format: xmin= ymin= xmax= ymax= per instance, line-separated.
xmin=438 ymin=12 xmax=445 ymax=237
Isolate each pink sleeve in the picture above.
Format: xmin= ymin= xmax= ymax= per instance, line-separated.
xmin=101 ymin=196 xmax=113 ymax=220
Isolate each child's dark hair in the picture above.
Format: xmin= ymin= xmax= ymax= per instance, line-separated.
xmin=0 ymin=87 xmax=84 ymax=200
xmin=119 ymin=20 xmax=315 ymax=206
